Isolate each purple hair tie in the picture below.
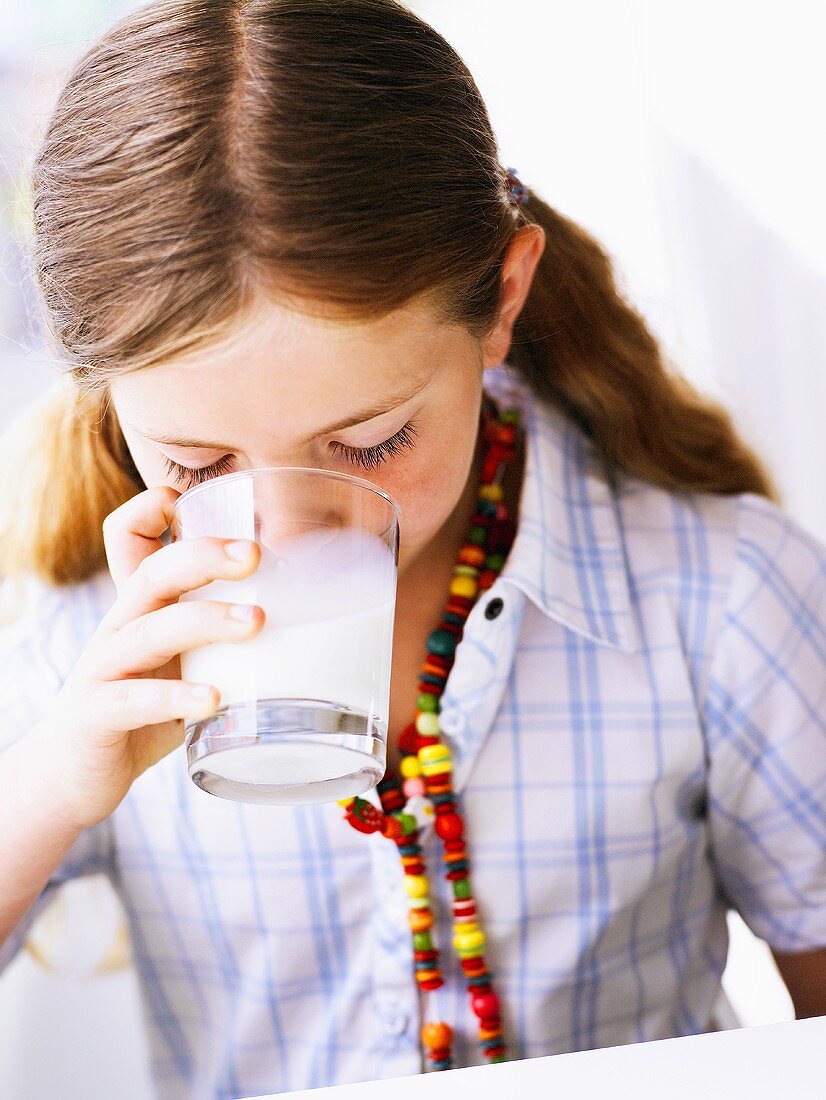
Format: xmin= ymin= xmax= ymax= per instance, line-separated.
xmin=504 ymin=165 xmax=529 ymax=208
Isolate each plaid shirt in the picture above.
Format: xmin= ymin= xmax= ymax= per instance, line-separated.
xmin=2 ymin=365 xmax=825 ymax=1100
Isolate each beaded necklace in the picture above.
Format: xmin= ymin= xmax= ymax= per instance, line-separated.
xmin=337 ymin=395 xmax=521 ymax=1072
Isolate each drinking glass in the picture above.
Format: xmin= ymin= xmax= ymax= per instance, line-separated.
xmin=169 ymin=467 xmax=400 ymax=806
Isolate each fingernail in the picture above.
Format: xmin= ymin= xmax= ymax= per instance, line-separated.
xmin=226 ymin=539 xmax=255 ymax=561
xmin=228 ymin=603 xmax=256 ymax=621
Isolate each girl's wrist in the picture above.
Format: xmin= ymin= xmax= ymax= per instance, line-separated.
xmin=16 ymin=718 xmax=91 ymax=839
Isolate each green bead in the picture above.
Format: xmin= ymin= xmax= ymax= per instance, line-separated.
xmin=454 ymin=564 xmax=478 ymax=577
xmin=412 ymin=931 xmax=433 ymax=951
xmin=427 ymin=629 xmax=457 ymax=658
xmin=452 ymin=878 xmax=471 ymax=900
xmin=398 ymin=813 xmax=417 ymax=835
xmin=485 ymin=553 xmax=505 ymax=571
xmin=468 ymin=526 xmax=487 ymax=544
xmin=501 ymin=409 xmax=520 ymax=423
xmin=417 ymin=693 xmax=438 ymax=712
xmin=489 ymin=1053 xmax=507 ymax=1063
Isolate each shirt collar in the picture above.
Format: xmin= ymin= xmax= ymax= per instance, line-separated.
xmin=483 ymin=364 xmax=641 ymax=654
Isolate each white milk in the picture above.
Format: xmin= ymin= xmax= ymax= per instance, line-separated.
xmin=179 ymin=525 xmax=396 ymax=739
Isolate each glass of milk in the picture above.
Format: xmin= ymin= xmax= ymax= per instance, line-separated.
xmin=169 ymin=466 xmax=400 ymax=806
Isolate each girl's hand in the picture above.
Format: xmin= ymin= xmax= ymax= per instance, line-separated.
xmin=37 ymin=485 xmax=263 ymax=832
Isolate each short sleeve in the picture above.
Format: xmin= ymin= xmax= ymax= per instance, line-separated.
xmin=703 ymin=493 xmax=826 ymax=952
xmin=0 ymin=571 xmax=116 ymax=977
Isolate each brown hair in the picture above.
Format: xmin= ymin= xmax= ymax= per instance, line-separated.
xmin=1 ymin=0 xmax=779 ymax=589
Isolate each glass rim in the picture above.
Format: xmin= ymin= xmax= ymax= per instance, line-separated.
xmin=169 ymin=464 xmax=403 ymax=524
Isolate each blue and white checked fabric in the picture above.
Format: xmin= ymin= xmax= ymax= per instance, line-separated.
xmin=2 ymin=364 xmax=825 ymax=1099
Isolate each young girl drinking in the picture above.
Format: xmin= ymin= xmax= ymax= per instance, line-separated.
xmin=1 ymin=1 xmax=824 ymax=1096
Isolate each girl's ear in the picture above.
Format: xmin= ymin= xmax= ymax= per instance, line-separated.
xmin=481 ymin=225 xmax=546 ymax=370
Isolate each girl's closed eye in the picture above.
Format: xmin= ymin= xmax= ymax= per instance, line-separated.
xmin=162 ymin=418 xmax=420 ymax=489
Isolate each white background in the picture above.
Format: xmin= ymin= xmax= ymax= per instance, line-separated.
xmin=2 ymin=1 xmax=822 ymax=1096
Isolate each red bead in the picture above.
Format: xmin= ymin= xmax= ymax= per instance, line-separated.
xmin=397 ymin=722 xmax=420 ymax=754
xmin=419 ymin=976 xmax=444 ymax=991
xmin=485 ymin=1044 xmax=506 ymax=1058
xmin=444 ymin=838 xmax=465 ymax=852
xmin=471 ymin=991 xmax=500 ymax=1019
xmin=480 ymin=1016 xmax=502 ymax=1029
xmin=435 ymin=812 xmax=464 ymax=841
xmin=477 ymin=570 xmax=497 ymax=591
xmin=481 ymin=455 xmax=501 ymax=483
xmin=418 ymin=683 xmax=441 ymax=697
xmin=434 ymin=802 xmax=455 ymax=815
xmin=427 ymin=653 xmax=453 ymax=670
xmin=379 ymin=816 xmax=404 ymax=840
xmin=427 ymin=1046 xmax=451 ymax=1061
xmin=446 ymin=869 xmax=469 ymax=880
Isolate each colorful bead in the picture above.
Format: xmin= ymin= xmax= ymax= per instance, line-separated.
xmin=449 ymin=575 xmax=477 ymax=599
xmin=417 ymin=692 xmax=438 ymax=712
xmin=415 ymin=712 xmax=441 ymax=737
xmin=427 ymin=628 xmax=458 ymax=658
xmin=404 ymin=795 xmax=435 ymax=829
xmin=454 ymin=927 xmax=486 ymax=954
xmin=408 ymin=909 xmax=434 ymax=932
xmin=452 ymin=878 xmax=472 ymax=900
xmin=403 ymin=875 xmax=429 ymax=898
xmin=418 ymin=743 xmax=451 ymax=764
xmin=458 ymin=544 xmax=486 ymax=568
xmin=454 ymin=564 xmax=478 ymax=578
xmin=421 ymin=1022 xmax=454 ymax=1049
xmin=400 ymin=755 xmax=421 ymax=779
xmin=479 ymin=483 xmax=503 ymax=502
xmin=435 ymin=812 xmax=464 ymax=841
xmin=471 ymin=991 xmax=500 ymax=1019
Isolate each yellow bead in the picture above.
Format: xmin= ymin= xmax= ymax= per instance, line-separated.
xmin=419 ymin=744 xmax=450 ymax=764
xmin=404 ymin=875 xmax=429 ymax=898
xmin=336 ymin=797 xmax=355 ymax=808
xmin=421 ymin=759 xmax=452 ymax=777
xmin=454 ymin=920 xmax=479 ymax=934
xmin=400 ymin=756 xmax=422 ymax=779
xmin=418 ymin=744 xmax=452 ymax=777
xmin=453 ymin=928 xmax=486 ymax=954
xmin=449 ymin=576 xmax=478 ymax=599
xmin=479 ymin=483 xmax=503 ymax=502
xmin=416 ymin=712 xmax=441 ymax=737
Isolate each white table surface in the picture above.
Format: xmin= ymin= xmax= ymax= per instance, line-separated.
xmin=239 ymin=1017 xmax=826 ymax=1100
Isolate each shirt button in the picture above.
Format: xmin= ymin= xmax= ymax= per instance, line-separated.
xmin=381 ymin=1006 xmax=409 ymax=1035
xmin=484 ymin=597 xmax=504 ymax=620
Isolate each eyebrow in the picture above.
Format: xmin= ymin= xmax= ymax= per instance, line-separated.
xmin=139 ymin=378 xmax=428 ymax=449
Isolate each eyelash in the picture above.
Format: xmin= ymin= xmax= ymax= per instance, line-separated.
xmin=162 ymin=419 xmax=419 ymax=488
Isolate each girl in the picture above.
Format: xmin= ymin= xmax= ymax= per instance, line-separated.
xmin=1 ymin=1 xmax=824 ymax=1097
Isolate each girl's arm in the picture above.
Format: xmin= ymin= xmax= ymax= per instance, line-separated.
xmin=771 ymin=947 xmax=826 ymax=1019
xmin=0 ymin=720 xmax=85 ymax=950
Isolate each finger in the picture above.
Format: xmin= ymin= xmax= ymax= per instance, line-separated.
xmin=95 ymin=598 xmax=265 ymax=680
xmin=100 ymin=535 xmax=261 ymax=632
xmin=102 ymin=485 xmax=183 ymax=591
xmin=92 ymin=676 xmax=222 ymax=736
